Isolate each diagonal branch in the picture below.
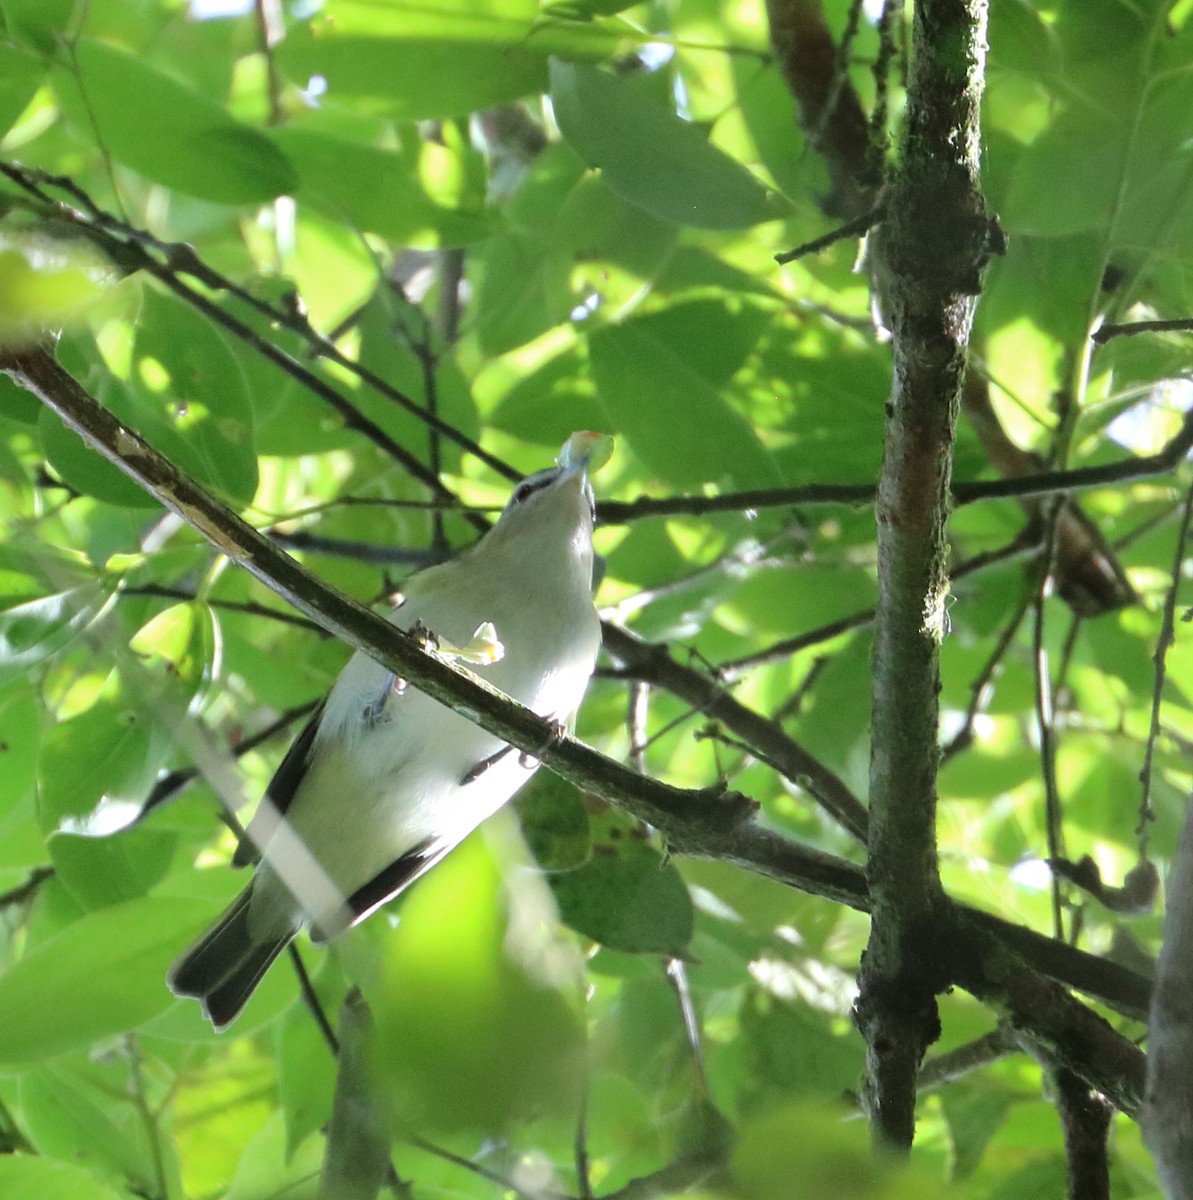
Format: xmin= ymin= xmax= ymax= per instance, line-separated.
xmin=2 ymin=344 xmax=1151 ymax=1120
xmin=2 ymin=344 xmax=757 ymax=841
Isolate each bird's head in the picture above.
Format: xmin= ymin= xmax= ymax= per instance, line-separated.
xmin=484 ymin=432 xmax=613 ymax=569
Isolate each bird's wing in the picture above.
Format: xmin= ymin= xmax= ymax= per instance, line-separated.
xmin=232 ymin=699 xmax=326 ymax=868
xmin=307 ymin=834 xmax=455 ymax=943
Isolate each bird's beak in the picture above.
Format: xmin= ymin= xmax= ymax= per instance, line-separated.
xmin=558 ymin=454 xmax=590 ymax=484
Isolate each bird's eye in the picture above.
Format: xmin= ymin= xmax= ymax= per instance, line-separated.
xmin=509 ymin=469 xmax=556 ymax=507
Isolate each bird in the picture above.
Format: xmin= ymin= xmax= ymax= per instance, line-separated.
xmin=168 ymin=434 xmax=608 ymax=1030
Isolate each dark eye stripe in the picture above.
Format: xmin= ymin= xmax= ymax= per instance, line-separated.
xmin=510 ymin=468 xmax=559 ymax=506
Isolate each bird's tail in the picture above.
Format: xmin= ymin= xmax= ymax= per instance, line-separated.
xmin=168 ymin=887 xmax=293 ymax=1030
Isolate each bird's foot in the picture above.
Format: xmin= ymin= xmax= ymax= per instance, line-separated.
xmin=459 ymin=743 xmax=516 ymax=786
xmin=407 ymin=619 xmax=439 ymax=651
xmin=363 ymin=672 xmax=407 ymax=725
xmin=460 ymin=718 xmax=566 ymax=784
xmin=519 ymin=717 xmax=568 ymax=769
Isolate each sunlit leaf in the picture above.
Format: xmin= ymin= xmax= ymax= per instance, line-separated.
xmin=63 ymin=39 xmax=297 ymax=204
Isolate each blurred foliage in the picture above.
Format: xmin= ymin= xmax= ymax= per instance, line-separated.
xmin=0 ymin=0 xmax=1190 ymax=1197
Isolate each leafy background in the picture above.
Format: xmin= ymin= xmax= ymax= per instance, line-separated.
xmin=0 ymin=0 xmax=1191 ymax=1197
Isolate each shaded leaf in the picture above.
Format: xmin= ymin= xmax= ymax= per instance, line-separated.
xmin=549 ymin=837 xmax=693 ymax=955
xmin=550 ymin=60 xmax=789 ymax=230
xmin=589 ymin=309 xmax=780 ymax=489
xmin=0 ymin=895 xmax=205 ymax=1061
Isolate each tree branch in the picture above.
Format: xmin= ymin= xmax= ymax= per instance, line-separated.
xmin=601 ymin=623 xmax=871 ymax=842
xmin=2 ymin=345 xmax=1153 ymax=1122
xmin=1092 ymin=317 xmax=1193 ymax=344
xmin=593 ymin=401 xmax=1193 ymax=525
xmin=0 ymin=160 xmax=515 ymax=520
xmin=1051 ymin=1067 xmax=1112 ymax=1200
xmin=1 ymin=344 xmax=761 ymax=843
xmin=857 ymin=0 xmax=997 ymax=1149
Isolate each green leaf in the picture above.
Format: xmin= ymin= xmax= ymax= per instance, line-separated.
xmin=1112 ymin=70 xmax=1193 ymax=255
xmin=18 ymin=1064 xmax=162 ymax=1193
xmin=63 ymin=39 xmax=297 ymax=204
xmin=941 ymin=1083 xmax=1014 ymax=1179
xmin=988 ymin=0 xmax=1058 ymax=74
xmin=718 ymin=563 xmax=876 ymax=638
xmin=50 ymin=826 xmax=178 ymax=910
xmin=0 ymin=366 xmax=44 ymax=425
xmin=0 ymin=895 xmax=204 ymax=1061
xmin=37 ymin=698 xmax=155 ymax=830
xmin=38 ymin=401 xmax=158 ymax=509
xmin=0 ymin=1156 xmax=134 ymax=1200
xmin=0 ymin=0 xmax=76 ymax=53
xmin=0 ymin=42 xmax=45 ymax=136
xmin=472 ymin=143 xmax=587 ymax=356
xmin=740 ymin=991 xmax=862 ymax=1100
xmin=276 ymin=23 xmax=549 ymax=121
xmin=131 ymin=290 xmax=258 ymax=506
xmin=733 ymin=59 xmax=811 ymax=200
xmin=516 ymin=771 xmax=591 ymax=870
xmin=0 ymin=584 xmax=113 ymax=683
xmin=0 ymin=684 xmax=40 ymax=823
xmin=589 ymin=307 xmax=780 ymax=489
xmin=278 ymin=999 xmax=338 ymax=1162
xmin=549 ymin=837 xmax=693 ymax=955
xmin=374 ymin=833 xmax=584 ymax=1133
xmin=270 ymin=127 xmax=489 ymax=245
xmin=490 ymin=344 xmax=607 ymax=448
xmin=1000 ymin=104 xmax=1123 ymax=235
xmin=354 ymin=291 xmax=480 ymax=471
xmin=733 ymin=1102 xmax=929 ymax=1200
xmin=550 ymin=60 xmax=789 ymax=230
xmin=0 ymin=232 xmax=116 ymax=348
xmin=979 ymin=233 xmax=1104 ymax=346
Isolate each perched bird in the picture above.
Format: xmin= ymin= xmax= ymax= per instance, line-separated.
xmin=169 ymin=434 xmax=608 ymax=1029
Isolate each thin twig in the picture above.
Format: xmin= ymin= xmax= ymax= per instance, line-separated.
xmin=1032 ymin=503 xmax=1066 ymax=942
xmin=1092 ymin=317 xmax=1193 ymax=344
xmin=809 ymin=0 xmax=866 ymax=155
xmin=288 ymin=943 xmax=340 ymax=1054
xmin=1137 ymin=483 xmax=1193 ymax=851
xmin=595 ymin=406 xmax=1193 ymax=523
xmin=774 ymin=205 xmax=886 ymax=264
xmin=407 ymin=1137 xmax=563 ymax=1200
xmin=124 ymin=1036 xmax=170 ymax=1200
xmin=664 ymin=958 xmax=712 ymax=1094
xmin=269 ymin=530 xmax=443 ymax=566
xmin=0 ymin=161 xmax=515 ymax=510
xmin=628 ymin=680 xmax=649 ymax=775
xmin=0 ymin=865 xmax=55 ymax=909
xmin=124 ymin=584 xmax=325 ymax=632
xmin=866 ymin=0 xmax=898 ymax=182
xmin=941 ymin=583 xmax=1033 ymax=760
xmin=772 ymin=654 xmax=830 ymax=721
xmin=918 ymin=1028 xmax=1013 ymax=1090
xmin=574 ymin=1077 xmax=593 ymax=1200
xmin=720 ymin=530 xmax=1042 ymax=680
xmin=138 ymin=701 xmax=320 ymax=819
xmin=718 ymin=606 xmax=874 ymax=681
xmin=251 ymin=0 xmax=285 ymax=126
